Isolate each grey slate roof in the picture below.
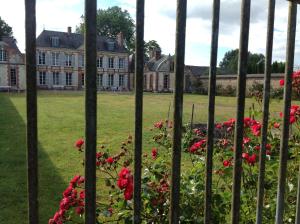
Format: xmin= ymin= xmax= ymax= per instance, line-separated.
xmin=0 ymin=36 xmax=22 ymax=54
xmin=36 ymin=30 xmax=127 ymax=53
xmin=185 ymin=65 xmax=209 ymax=76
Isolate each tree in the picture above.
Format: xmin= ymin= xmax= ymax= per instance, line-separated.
xmin=272 ymin=61 xmax=285 ymax=73
xmin=0 ymin=17 xmax=13 ymax=38
xmin=144 ymin=40 xmax=161 ymax=60
xmin=219 ymin=49 xmax=264 ymax=74
xmin=76 ymin=6 xmax=135 ymax=52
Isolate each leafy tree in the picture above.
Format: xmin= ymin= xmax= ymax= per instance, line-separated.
xmin=0 ymin=17 xmax=13 ymax=38
xmin=144 ymin=40 xmax=161 ymax=60
xmin=76 ymin=6 xmax=135 ymax=52
xmin=272 ymin=61 xmax=285 ymax=73
xmin=219 ymin=49 xmax=264 ymax=74
xmin=219 ymin=49 xmax=239 ymax=74
xmin=220 ymin=49 xmax=286 ymax=74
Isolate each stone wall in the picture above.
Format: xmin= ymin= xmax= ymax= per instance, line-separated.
xmin=198 ymin=73 xmax=284 ymax=93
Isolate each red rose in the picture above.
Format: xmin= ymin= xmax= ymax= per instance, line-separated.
xmin=279 ymin=79 xmax=284 ymax=86
xmin=242 ymin=152 xmax=249 ymax=160
xmin=75 ymin=207 xmax=84 ymax=215
xmin=243 ymin=137 xmax=251 ymax=144
xmin=154 ymin=121 xmax=163 ymax=129
xmin=223 ymin=160 xmax=231 ymax=167
xmin=266 ymin=144 xmax=271 ymax=150
xmin=106 ymin=157 xmax=114 ymax=164
xmin=48 ymin=219 xmax=55 ymax=224
xmin=152 ymin=148 xmax=158 ymax=159
xmin=63 ymin=185 xmax=73 ymax=197
xmin=78 ymin=176 xmax=85 ymax=185
xmin=273 ymin=122 xmax=280 ymax=128
xmin=124 ymin=179 xmax=133 ymax=200
xmin=254 ymin=145 xmax=261 ymax=151
xmin=79 ymin=190 xmax=85 ymax=199
xmin=70 ymin=175 xmax=81 ymax=187
xmin=75 ymin=138 xmax=84 ymax=149
xmin=247 ymin=154 xmax=257 ymax=165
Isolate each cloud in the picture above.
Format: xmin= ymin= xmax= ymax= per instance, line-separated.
xmin=2 ymin=0 xmax=300 ymax=66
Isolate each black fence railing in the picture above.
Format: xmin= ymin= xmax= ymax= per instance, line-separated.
xmin=24 ymin=0 xmax=300 ymax=223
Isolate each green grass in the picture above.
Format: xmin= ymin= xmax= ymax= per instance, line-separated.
xmin=0 ymin=91 xmax=287 ymax=223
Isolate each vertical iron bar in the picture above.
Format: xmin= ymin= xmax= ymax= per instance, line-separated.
xmin=256 ymin=0 xmax=276 ymax=223
xmin=169 ymin=0 xmax=187 ymax=223
xmin=25 ymin=0 xmax=38 ymax=223
xmin=84 ymin=0 xmax=97 ymax=223
xmin=275 ymin=2 xmax=297 ymax=223
xmin=205 ymin=0 xmax=220 ymax=223
xmin=231 ymin=0 xmax=251 ymax=223
xmin=134 ymin=0 xmax=145 ymax=222
xmin=190 ymin=103 xmax=195 ymax=128
xmin=296 ymin=166 xmax=300 ymax=224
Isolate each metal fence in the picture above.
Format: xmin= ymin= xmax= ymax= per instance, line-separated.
xmin=24 ymin=0 xmax=299 ymax=223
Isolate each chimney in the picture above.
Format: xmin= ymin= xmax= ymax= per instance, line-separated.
xmin=150 ymin=48 xmax=161 ymax=60
xmin=116 ymin=32 xmax=124 ymax=47
xmin=67 ymin=26 xmax=72 ymax=34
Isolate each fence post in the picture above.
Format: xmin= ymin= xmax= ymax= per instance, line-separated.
xmin=134 ymin=0 xmax=145 ymax=223
xmin=205 ymin=0 xmax=220 ymax=223
xmin=231 ymin=0 xmax=251 ymax=223
xmin=84 ymin=0 xmax=97 ymax=223
xmin=169 ymin=0 xmax=187 ymax=223
xmin=25 ymin=0 xmax=38 ymax=223
xmin=255 ymin=0 xmax=276 ymax=223
xmin=275 ymin=2 xmax=297 ymax=223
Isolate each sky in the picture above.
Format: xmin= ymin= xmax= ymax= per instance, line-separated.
xmin=0 ymin=0 xmax=299 ymax=66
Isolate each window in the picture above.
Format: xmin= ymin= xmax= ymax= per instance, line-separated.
xmin=107 ymin=41 xmax=115 ymax=51
xmin=65 ymin=54 xmax=72 ymax=67
xmin=51 ymin=37 xmax=59 ymax=47
xmin=163 ymin=74 xmax=169 ymax=89
xmin=0 ymin=48 xmax=7 ymax=61
xmin=97 ymin=74 xmax=103 ymax=87
xmin=81 ymin=74 xmax=84 ymax=86
xmin=53 ymin=72 xmax=60 ymax=85
xmin=38 ymin=52 xmax=46 ymax=65
xmin=66 ymin=72 xmax=72 ymax=86
xmin=119 ymin=58 xmax=125 ymax=69
xmin=80 ymin=54 xmax=84 ymax=67
xmin=108 ymin=57 xmax=114 ymax=68
xmin=39 ymin=71 xmax=46 ymax=85
xmin=143 ymin=75 xmax=147 ymax=89
xmin=97 ymin=57 xmax=103 ymax=68
xmin=10 ymin=69 xmax=17 ymax=86
xmin=52 ymin=52 xmax=59 ymax=66
xmin=108 ymin=74 xmax=114 ymax=86
xmin=119 ymin=74 xmax=125 ymax=87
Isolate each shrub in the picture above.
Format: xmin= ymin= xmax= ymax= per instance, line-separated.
xmin=49 ymin=107 xmax=300 ymax=223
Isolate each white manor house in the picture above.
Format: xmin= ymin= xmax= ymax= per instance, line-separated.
xmin=0 ymin=27 xmax=130 ymax=91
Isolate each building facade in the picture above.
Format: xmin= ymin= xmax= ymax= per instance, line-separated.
xmin=129 ymin=49 xmax=209 ymax=92
xmin=36 ymin=28 xmax=130 ymax=90
xmin=0 ymin=37 xmax=25 ymax=91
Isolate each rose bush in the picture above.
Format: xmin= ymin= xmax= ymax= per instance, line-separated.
xmin=50 ymin=106 xmax=300 ymax=223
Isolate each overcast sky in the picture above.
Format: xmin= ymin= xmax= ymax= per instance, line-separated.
xmin=0 ymin=0 xmax=299 ymax=66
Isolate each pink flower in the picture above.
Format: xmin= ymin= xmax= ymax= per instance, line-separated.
xmin=154 ymin=121 xmax=163 ymax=129
xmin=273 ymin=122 xmax=280 ymax=128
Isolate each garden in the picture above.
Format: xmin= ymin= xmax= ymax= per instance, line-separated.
xmin=0 ymin=88 xmax=299 ymax=223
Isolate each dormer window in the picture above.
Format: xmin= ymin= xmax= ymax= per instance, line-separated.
xmin=51 ymin=36 xmax=59 ymax=47
xmin=107 ymin=41 xmax=115 ymax=51
xmin=0 ymin=48 xmax=7 ymax=61
xmin=38 ymin=51 xmax=46 ymax=65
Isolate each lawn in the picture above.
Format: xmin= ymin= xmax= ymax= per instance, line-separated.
xmin=0 ymin=91 xmax=287 ymax=223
